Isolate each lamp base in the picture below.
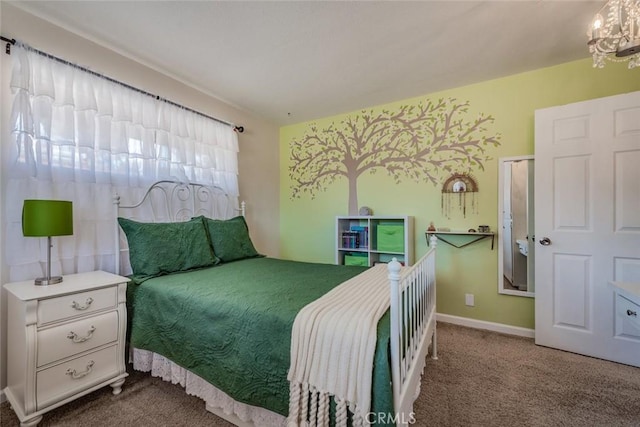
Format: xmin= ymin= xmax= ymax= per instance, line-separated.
xmin=34 ymin=276 xmax=63 ymax=286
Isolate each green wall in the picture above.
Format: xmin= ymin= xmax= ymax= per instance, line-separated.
xmin=279 ymin=58 xmax=640 ymax=330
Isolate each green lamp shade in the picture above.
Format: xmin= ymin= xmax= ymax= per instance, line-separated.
xmin=22 ymin=200 xmax=73 ymax=237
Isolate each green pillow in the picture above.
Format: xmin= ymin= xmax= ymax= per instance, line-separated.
xmin=200 ymin=215 xmax=261 ymax=262
xmin=118 ymin=217 xmax=219 ymax=280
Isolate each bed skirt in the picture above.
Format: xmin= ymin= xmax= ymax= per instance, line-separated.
xmin=132 ymin=348 xmax=286 ymax=426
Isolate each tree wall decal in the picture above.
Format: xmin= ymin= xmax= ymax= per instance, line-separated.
xmin=289 ymin=97 xmax=501 ymax=214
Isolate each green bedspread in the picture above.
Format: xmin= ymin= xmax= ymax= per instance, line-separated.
xmin=127 ymin=257 xmax=394 ymax=422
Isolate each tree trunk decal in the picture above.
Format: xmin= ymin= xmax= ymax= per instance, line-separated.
xmin=348 ymin=173 xmax=358 ymax=216
xmin=289 ymin=97 xmax=501 ymax=214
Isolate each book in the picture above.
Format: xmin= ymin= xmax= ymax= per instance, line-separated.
xmin=341 ymin=231 xmax=360 ymax=249
xmin=349 ymin=225 xmax=368 ymax=249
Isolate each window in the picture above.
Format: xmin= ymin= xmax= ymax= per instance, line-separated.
xmin=5 ymin=42 xmax=239 ymax=281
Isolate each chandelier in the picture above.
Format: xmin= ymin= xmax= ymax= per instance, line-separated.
xmin=587 ymin=0 xmax=640 ymax=68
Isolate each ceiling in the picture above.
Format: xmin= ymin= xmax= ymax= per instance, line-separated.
xmin=9 ymin=1 xmax=601 ymax=125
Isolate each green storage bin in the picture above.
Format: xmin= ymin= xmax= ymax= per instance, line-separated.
xmin=344 ymin=253 xmax=368 ymax=266
xmin=376 ymin=224 xmax=404 ymax=252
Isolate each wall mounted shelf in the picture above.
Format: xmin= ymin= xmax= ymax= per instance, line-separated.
xmin=426 ymin=231 xmax=495 ymax=250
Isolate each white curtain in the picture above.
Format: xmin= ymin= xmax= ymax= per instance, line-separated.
xmin=5 ymin=43 xmax=239 ymax=282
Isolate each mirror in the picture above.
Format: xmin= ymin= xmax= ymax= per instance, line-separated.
xmin=498 ymin=156 xmax=534 ymax=297
xmin=452 ymin=180 xmax=467 ymax=193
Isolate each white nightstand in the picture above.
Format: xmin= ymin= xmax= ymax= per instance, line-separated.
xmin=610 ymin=281 xmax=640 ymax=342
xmin=3 ymin=271 xmax=129 ymax=426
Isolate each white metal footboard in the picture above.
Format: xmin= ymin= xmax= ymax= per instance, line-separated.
xmin=388 ymin=236 xmax=437 ymax=426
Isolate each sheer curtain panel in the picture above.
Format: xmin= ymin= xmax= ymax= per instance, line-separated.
xmin=6 ymin=43 xmax=239 ymax=281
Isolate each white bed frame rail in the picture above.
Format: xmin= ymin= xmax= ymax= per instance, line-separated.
xmin=388 ymin=235 xmax=438 ymax=425
xmin=113 ymin=180 xmax=243 ymax=275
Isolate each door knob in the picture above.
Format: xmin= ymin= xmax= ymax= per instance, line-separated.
xmin=539 ymin=237 xmax=552 ymax=246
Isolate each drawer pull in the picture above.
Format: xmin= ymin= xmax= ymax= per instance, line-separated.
xmin=70 ymin=297 xmax=93 ymax=311
xmin=67 ymin=326 xmax=96 ymax=343
xmin=66 ymin=360 xmax=95 ymax=379
xmin=627 ymin=309 xmax=637 ymax=317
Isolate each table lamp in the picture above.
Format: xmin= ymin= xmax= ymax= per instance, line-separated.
xmin=22 ymin=199 xmax=73 ymax=286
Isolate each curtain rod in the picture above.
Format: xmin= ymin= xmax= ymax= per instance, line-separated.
xmin=1 ymin=36 xmax=15 ymax=54
xmin=0 ymin=36 xmax=244 ymax=133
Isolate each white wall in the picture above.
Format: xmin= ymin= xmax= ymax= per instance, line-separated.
xmin=0 ymin=3 xmax=281 ymax=395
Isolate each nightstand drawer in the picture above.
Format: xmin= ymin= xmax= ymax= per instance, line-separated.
xmin=37 ymin=311 xmax=119 ymax=367
xmin=36 ymin=345 xmax=119 ymax=410
xmin=38 ymin=286 xmax=118 ymax=325
xmin=616 ymin=294 xmax=640 ymax=339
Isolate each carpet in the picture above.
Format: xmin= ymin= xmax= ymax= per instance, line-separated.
xmin=2 ymin=322 xmax=639 ymax=426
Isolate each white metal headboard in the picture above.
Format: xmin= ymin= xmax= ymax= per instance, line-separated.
xmin=113 ymin=180 xmax=245 ymax=275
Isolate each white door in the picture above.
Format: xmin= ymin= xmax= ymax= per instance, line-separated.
xmin=535 ymin=91 xmax=640 ymax=367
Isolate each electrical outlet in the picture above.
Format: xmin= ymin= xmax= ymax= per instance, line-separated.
xmin=465 ymin=293 xmax=475 ymax=307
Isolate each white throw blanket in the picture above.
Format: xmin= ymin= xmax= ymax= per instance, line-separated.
xmin=287 ymin=264 xmax=393 ymax=427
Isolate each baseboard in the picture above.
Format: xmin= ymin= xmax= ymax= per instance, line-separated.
xmin=1 ymin=389 xmax=6 ymax=403
xmin=436 ymin=313 xmax=535 ymax=338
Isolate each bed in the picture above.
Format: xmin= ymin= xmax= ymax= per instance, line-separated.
xmin=114 ymin=180 xmax=437 ymax=426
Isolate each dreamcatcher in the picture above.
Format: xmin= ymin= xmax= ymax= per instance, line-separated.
xmin=441 ymin=173 xmax=479 ymax=218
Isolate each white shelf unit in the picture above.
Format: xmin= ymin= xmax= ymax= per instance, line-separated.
xmin=336 ymin=216 xmax=414 ymax=267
